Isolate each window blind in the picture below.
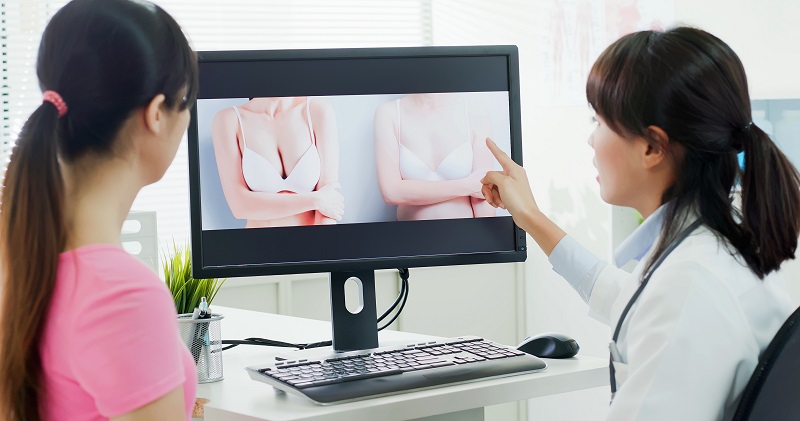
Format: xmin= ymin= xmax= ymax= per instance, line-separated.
xmin=2 ymin=0 xmax=432 ymax=255
xmin=1 ymin=1 xmax=62 ymax=171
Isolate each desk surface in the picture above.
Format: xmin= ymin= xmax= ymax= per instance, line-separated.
xmin=197 ymin=307 xmax=608 ymax=421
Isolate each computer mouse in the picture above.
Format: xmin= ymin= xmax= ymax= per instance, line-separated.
xmin=516 ymin=332 xmax=579 ymax=359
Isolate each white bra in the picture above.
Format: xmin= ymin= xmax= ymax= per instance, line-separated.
xmin=397 ymin=99 xmax=473 ymax=181
xmin=233 ymin=98 xmax=321 ymax=194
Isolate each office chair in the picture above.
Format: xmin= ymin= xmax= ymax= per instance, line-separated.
xmin=732 ymin=305 xmax=800 ymax=421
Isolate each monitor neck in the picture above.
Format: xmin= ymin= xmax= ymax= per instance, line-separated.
xmin=329 ymin=270 xmax=379 ymax=352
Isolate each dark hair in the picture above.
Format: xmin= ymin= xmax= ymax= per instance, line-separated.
xmin=586 ymin=26 xmax=800 ymax=279
xmin=0 ymin=0 xmax=197 ymax=419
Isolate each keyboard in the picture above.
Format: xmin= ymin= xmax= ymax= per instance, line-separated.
xmin=245 ymin=336 xmax=547 ymax=404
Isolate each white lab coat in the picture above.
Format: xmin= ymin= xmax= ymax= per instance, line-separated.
xmin=589 ymin=225 xmax=794 ymax=420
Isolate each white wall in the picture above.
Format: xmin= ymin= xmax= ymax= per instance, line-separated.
xmin=677 ymin=0 xmax=800 ymax=100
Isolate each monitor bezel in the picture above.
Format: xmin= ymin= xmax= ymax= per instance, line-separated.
xmin=188 ymin=45 xmax=527 ymax=279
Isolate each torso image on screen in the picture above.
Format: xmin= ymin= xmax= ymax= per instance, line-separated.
xmin=376 ymin=93 xmax=500 ymax=221
xmin=233 ymin=100 xmax=320 ymax=195
xmin=206 ymin=96 xmax=339 ymax=228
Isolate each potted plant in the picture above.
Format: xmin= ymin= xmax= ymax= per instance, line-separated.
xmin=163 ymin=242 xmax=226 ymax=314
xmin=162 ymin=242 xmax=227 ymax=383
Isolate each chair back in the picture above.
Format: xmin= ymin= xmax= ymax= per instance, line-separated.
xmin=732 ymin=305 xmax=800 ymax=420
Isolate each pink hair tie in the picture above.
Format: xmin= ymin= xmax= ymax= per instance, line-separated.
xmin=42 ymin=90 xmax=68 ymax=118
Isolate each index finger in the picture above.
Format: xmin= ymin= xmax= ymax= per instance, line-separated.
xmin=485 ymin=138 xmax=515 ymax=172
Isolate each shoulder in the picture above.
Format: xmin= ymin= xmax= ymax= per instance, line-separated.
xmin=212 ymin=107 xmax=238 ymax=129
xmin=308 ymin=97 xmax=334 ymax=116
xmin=63 ymin=246 xmax=174 ymax=315
xmin=666 ymin=226 xmax=752 ymax=283
xmin=642 ymin=227 xmax=756 ymax=319
xmin=652 ymin=228 xmax=738 ymax=285
xmin=374 ymin=99 xmax=397 ymax=122
xmin=64 ymin=245 xmax=159 ymax=281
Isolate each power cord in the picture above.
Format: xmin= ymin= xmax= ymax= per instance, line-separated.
xmin=219 ymin=337 xmax=331 ymax=352
xmin=378 ymin=268 xmax=409 ymax=331
xmin=219 ymin=268 xmax=410 ymax=352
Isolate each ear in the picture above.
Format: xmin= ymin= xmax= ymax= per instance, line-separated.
xmin=143 ymin=94 xmax=167 ymax=135
xmin=641 ymin=125 xmax=670 ymax=170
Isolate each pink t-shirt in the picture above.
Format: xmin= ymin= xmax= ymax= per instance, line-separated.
xmin=40 ymin=245 xmax=197 ymax=420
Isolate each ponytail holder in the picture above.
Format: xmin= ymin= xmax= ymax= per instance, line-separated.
xmin=42 ymin=90 xmax=68 ymax=118
xmin=731 ymin=121 xmax=754 ymax=152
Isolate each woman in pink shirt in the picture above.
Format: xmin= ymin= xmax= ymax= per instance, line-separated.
xmin=0 ymin=0 xmax=198 ymax=420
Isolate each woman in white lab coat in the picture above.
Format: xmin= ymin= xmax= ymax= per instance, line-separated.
xmin=481 ymin=27 xmax=798 ymax=420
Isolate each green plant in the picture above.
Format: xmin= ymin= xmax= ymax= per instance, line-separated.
xmin=163 ymin=242 xmax=226 ymax=314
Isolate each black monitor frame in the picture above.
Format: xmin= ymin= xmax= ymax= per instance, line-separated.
xmin=187 ymin=45 xmax=526 ymax=351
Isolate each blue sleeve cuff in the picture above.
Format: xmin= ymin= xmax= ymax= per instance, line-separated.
xmin=548 ymin=235 xmax=607 ymax=303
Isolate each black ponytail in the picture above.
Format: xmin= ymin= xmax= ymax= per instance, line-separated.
xmin=738 ymin=124 xmax=800 ymax=276
xmin=0 ymin=103 xmax=66 ymax=421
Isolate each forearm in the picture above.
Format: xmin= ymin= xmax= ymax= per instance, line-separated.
xmin=382 ymin=179 xmax=468 ymax=206
xmin=549 ymin=235 xmax=606 ymax=303
xmin=226 ymin=190 xmax=318 ymax=221
xmin=516 ymin=208 xmax=567 ymax=256
xmin=315 ymin=212 xmax=337 ymax=225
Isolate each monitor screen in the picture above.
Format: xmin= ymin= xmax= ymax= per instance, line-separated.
xmin=187 ymin=46 xmax=526 ymax=279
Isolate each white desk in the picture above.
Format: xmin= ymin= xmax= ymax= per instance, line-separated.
xmin=197 ymin=307 xmax=608 ymax=421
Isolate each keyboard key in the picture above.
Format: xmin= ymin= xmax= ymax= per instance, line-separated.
xmin=339 ymin=368 xmax=403 ymax=382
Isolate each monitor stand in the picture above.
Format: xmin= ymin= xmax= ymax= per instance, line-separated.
xmin=273 ymin=270 xmax=385 ymax=361
xmin=329 ymin=270 xmax=379 ymax=352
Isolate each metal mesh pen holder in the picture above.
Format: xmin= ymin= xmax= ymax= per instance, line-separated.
xmin=178 ymin=313 xmax=224 ymax=383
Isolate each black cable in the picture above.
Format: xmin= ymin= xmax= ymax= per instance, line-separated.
xmin=220 ymin=268 xmax=411 ymax=351
xmin=378 ymin=268 xmax=409 ymax=324
xmin=378 ymin=273 xmax=409 ymax=331
xmin=219 ymin=337 xmax=302 ymax=352
xmin=219 ymin=337 xmax=333 ymax=352
xmin=299 ymin=340 xmax=333 ymax=350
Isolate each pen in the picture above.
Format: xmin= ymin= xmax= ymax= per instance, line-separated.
xmin=197 ymin=297 xmax=212 ymax=377
xmin=189 ymin=308 xmax=202 ymax=364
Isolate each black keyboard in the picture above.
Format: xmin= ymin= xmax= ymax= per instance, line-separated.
xmin=245 ymin=336 xmax=547 ymax=404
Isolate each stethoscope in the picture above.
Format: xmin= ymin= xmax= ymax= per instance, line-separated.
xmin=609 ymin=218 xmax=703 ymax=400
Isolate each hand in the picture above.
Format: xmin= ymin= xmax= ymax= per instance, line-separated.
xmin=315 ymin=182 xmax=345 ymax=221
xmin=480 ymin=138 xmax=540 ymax=219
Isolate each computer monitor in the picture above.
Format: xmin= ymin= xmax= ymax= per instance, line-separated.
xmin=187 ymin=45 xmax=526 ymax=352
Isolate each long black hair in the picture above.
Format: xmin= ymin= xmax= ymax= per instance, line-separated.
xmin=586 ymin=27 xmax=800 ymax=279
xmin=0 ymin=1 xmax=197 ymax=419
